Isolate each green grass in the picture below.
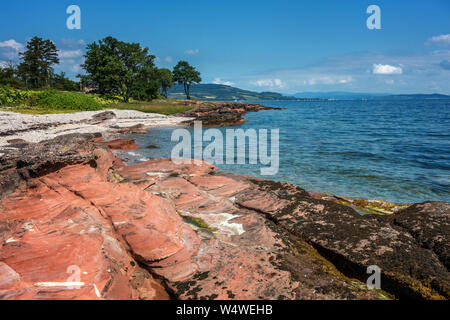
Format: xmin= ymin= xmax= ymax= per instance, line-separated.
xmin=0 ymin=87 xmax=200 ymax=115
xmin=0 ymin=87 xmax=104 ymax=111
xmin=110 ymin=99 xmax=196 ymax=115
xmin=0 ymin=107 xmax=82 ymax=114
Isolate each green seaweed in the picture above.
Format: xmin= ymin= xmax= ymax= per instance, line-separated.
xmin=181 ymin=215 xmax=217 ymax=232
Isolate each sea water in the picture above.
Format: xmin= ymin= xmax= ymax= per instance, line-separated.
xmin=124 ymin=99 xmax=450 ymax=204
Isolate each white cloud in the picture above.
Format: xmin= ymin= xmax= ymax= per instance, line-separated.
xmin=60 ymin=39 xmax=86 ymax=49
xmin=185 ymin=49 xmax=200 ymax=55
xmin=252 ymin=78 xmax=285 ymax=89
xmin=427 ymin=34 xmax=450 ymax=46
xmin=339 ymin=77 xmax=352 ymax=84
xmin=236 ymin=49 xmax=450 ymax=94
xmin=59 ymin=49 xmax=83 ymax=59
xmin=372 ymin=64 xmax=403 ymax=75
xmin=0 ymin=39 xmax=24 ymax=51
xmin=70 ymin=64 xmax=81 ymax=73
xmin=0 ymin=39 xmax=24 ymax=60
xmin=165 ymin=56 xmax=173 ymax=63
xmin=0 ymin=61 xmax=8 ymax=69
xmin=305 ymin=76 xmax=353 ymax=85
xmin=213 ymin=78 xmax=234 ymax=86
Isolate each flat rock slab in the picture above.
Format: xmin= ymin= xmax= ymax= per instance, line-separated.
xmin=236 ymin=179 xmax=450 ymax=299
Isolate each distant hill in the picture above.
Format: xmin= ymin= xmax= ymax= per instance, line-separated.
xmin=292 ymin=91 xmax=386 ymax=100
xmin=167 ymin=85 xmax=450 ymax=101
xmin=167 ymin=84 xmax=296 ymax=101
xmin=376 ymin=93 xmax=450 ymax=100
xmin=292 ymin=91 xmax=450 ymax=100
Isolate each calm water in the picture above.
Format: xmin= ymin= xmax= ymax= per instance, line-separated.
xmin=125 ymin=99 xmax=450 ymax=204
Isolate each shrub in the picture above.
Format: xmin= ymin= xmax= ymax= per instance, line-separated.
xmin=0 ymin=87 xmax=103 ymax=111
xmin=0 ymin=86 xmax=32 ymax=106
xmin=35 ymin=89 xmax=103 ymax=110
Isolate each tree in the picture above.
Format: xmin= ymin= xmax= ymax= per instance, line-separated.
xmin=0 ymin=61 xmax=24 ymax=88
xmin=172 ymin=61 xmax=201 ymax=100
xmin=18 ymin=37 xmax=59 ymax=88
xmin=80 ymin=36 xmax=159 ymax=102
xmin=51 ymin=72 xmax=80 ymax=91
xmin=157 ymin=68 xmax=173 ymax=98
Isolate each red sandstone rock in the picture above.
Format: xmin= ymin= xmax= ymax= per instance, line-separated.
xmin=97 ymin=138 xmax=140 ymax=150
xmin=0 ymin=175 xmax=169 ymax=300
xmin=1 ymin=134 xmax=448 ymax=300
xmin=7 ymin=139 xmax=28 ymax=144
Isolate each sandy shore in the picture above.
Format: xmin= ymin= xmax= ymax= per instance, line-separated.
xmin=0 ymin=109 xmax=192 ymax=148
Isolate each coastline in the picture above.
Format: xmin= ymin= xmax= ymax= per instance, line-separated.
xmin=0 ymin=132 xmax=448 ymax=300
xmin=0 ymin=104 xmax=448 ymax=300
xmin=0 ymin=109 xmax=192 ymax=148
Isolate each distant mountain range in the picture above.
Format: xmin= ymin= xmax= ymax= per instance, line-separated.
xmin=291 ymin=91 xmax=385 ymax=100
xmin=168 ymin=84 xmax=298 ymax=101
xmin=292 ymin=91 xmax=450 ymax=100
xmin=168 ymin=84 xmax=450 ymax=101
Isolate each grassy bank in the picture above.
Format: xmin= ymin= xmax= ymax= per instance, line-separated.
xmin=110 ymin=99 xmax=197 ymax=115
xmin=0 ymin=87 xmax=197 ymax=115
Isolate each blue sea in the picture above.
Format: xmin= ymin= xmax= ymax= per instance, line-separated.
xmin=124 ymin=99 xmax=450 ymax=204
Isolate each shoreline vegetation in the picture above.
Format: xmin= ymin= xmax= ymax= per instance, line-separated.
xmin=0 ymin=87 xmax=200 ymax=115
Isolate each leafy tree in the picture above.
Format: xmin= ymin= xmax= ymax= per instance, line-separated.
xmin=18 ymin=37 xmax=59 ymax=88
xmin=80 ymin=36 xmax=159 ymax=102
xmin=172 ymin=61 xmax=201 ymax=100
xmin=131 ymin=67 xmax=160 ymax=101
xmin=0 ymin=62 xmax=25 ymax=88
xmin=157 ymin=68 xmax=173 ymax=98
xmin=51 ymin=72 xmax=80 ymax=91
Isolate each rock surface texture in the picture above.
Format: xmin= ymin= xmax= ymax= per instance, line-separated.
xmin=177 ymin=102 xmax=282 ymax=126
xmin=0 ymin=134 xmax=448 ymax=300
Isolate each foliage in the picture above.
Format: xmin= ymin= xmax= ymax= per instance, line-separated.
xmin=172 ymin=61 xmax=202 ymax=100
xmin=80 ymin=36 xmax=160 ymax=102
xmin=18 ymin=37 xmax=59 ymax=88
xmin=0 ymin=62 xmax=25 ymax=88
xmin=50 ymin=72 xmax=80 ymax=91
xmin=0 ymin=87 xmax=102 ymax=111
xmin=157 ymin=68 xmax=174 ymax=98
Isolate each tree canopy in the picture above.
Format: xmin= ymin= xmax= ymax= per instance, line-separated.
xmin=18 ymin=37 xmax=59 ymax=88
xmin=0 ymin=62 xmax=25 ymax=88
xmin=80 ymin=36 xmax=159 ymax=102
xmin=157 ymin=68 xmax=174 ymax=98
xmin=172 ymin=61 xmax=201 ymax=100
xmin=1 ymin=35 xmax=204 ymax=103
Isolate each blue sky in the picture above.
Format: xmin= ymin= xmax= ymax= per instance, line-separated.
xmin=1 ymin=0 xmax=450 ymax=94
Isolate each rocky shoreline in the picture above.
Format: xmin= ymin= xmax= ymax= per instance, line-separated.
xmin=176 ymin=101 xmax=282 ymax=126
xmin=0 ymin=109 xmax=193 ymax=148
xmin=0 ymin=104 xmax=448 ymax=300
xmin=0 ymin=132 xmax=448 ymax=300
